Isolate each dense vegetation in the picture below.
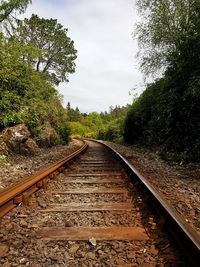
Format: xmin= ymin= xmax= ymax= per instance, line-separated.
xmin=1 ymin=0 xmax=199 ymax=163
xmin=67 ymin=103 xmax=128 ymax=144
xmin=123 ymin=0 xmax=200 ymax=162
xmin=0 ymin=0 xmax=76 ymax=145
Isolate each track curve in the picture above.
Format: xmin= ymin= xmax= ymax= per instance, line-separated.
xmin=0 ymin=139 xmax=199 ymax=266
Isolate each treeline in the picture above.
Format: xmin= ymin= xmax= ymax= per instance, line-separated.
xmin=0 ymin=0 xmax=76 ymax=145
xmin=123 ymin=0 xmax=200 ymax=162
xmin=67 ymin=103 xmax=129 ymax=143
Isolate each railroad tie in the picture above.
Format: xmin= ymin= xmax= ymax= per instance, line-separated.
xmin=37 ymin=227 xmax=148 ymax=241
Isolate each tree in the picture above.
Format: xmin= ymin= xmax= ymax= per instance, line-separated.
xmin=66 ymin=102 xmax=71 ymax=110
xmin=135 ymin=0 xmax=200 ymax=76
xmin=16 ymin=14 xmax=77 ymax=84
xmin=0 ymin=0 xmax=31 ymax=33
xmin=123 ymin=0 xmax=200 ymax=162
xmin=67 ymin=107 xmax=82 ymax=122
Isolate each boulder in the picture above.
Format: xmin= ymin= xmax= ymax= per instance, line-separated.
xmin=38 ymin=122 xmax=60 ymax=146
xmin=19 ymin=138 xmax=38 ymax=156
xmin=0 ymin=124 xmax=38 ymax=155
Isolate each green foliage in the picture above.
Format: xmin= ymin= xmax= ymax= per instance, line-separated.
xmin=69 ymin=121 xmax=91 ymax=138
xmin=123 ymin=76 xmax=200 ymax=162
xmin=0 ymin=2 xmax=77 ymax=147
xmin=2 ymin=111 xmax=23 ymax=126
xmin=66 ymin=102 xmax=127 ymax=142
xmin=0 ymin=34 xmax=71 ymax=144
xmin=0 ymin=0 xmax=31 ymax=34
xmin=15 ymin=14 xmax=77 ymax=85
xmin=0 ymin=0 xmax=31 ymax=22
xmin=67 ymin=106 xmax=82 ymax=122
xmin=56 ymin=123 xmax=71 ymax=145
xmin=66 ymin=106 xmax=100 ymax=138
xmin=97 ymin=106 xmax=128 ymax=143
xmin=123 ymin=0 xmax=200 ymax=162
xmin=135 ymin=0 xmax=200 ymax=76
xmin=123 ymin=80 xmax=164 ymax=144
xmin=67 ymin=104 xmax=128 ymax=143
xmin=98 ymin=119 xmax=123 ymax=143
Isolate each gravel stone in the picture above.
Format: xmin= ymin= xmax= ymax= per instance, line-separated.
xmin=0 ymin=140 xmax=82 ymax=189
xmin=104 ymin=141 xmax=200 ymax=233
xmin=0 ymin=244 xmax=9 ymax=257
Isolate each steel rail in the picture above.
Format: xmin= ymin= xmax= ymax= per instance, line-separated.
xmin=86 ymin=139 xmax=200 ymax=266
xmin=0 ymin=140 xmax=88 ymax=218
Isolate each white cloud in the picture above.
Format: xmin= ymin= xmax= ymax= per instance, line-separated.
xmin=25 ymin=0 xmax=144 ymax=112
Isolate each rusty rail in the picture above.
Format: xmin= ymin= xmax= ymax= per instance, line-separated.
xmin=86 ymin=139 xmax=200 ymax=266
xmin=0 ymin=140 xmax=88 ymax=218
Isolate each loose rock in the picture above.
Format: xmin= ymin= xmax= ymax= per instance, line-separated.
xmin=0 ymin=244 xmax=9 ymax=257
xmin=89 ymin=237 xmax=97 ymax=247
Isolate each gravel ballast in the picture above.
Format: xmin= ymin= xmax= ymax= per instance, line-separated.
xmin=0 ymin=140 xmax=83 ymax=190
xmin=103 ymin=141 xmax=200 ymax=233
xmin=0 ymin=142 xmax=187 ymax=266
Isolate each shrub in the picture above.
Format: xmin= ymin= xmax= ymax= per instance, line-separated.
xmin=123 ymin=76 xmax=200 ymax=162
xmin=56 ymin=123 xmax=71 ymax=145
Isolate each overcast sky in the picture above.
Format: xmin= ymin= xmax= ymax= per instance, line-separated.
xmin=25 ymin=0 xmax=144 ymax=113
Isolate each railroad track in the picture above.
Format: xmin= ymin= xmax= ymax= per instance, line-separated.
xmin=0 ymin=139 xmax=199 ymax=266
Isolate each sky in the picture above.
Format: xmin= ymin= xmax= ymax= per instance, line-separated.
xmin=24 ymin=0 xmax=144 ymax=113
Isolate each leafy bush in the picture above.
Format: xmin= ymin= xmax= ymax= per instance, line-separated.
xmin=0 ymin=35 xmax=71 ymax=145
xmin=2 ymin=111 xmax=24 ymax=127
xmin=56 ymin=123 xmax=71 ymax=145
xmin=123 ymin=75 xmax=200 ymax=162
xmin=97 ymin=118 xmax=124 ymax=143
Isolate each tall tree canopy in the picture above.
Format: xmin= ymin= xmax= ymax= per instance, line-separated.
xmin=16 ymin=14 xmax=77 ymax=84
xmin=123 ymin=0 xmax=200 ymax=162
xmin=135 ymin=0 xmax=200 ymax=76
xmin=0 ymin=2 xmax=74 ymax=145
xmin=0 ymin=0 xmax=31 ymax=32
